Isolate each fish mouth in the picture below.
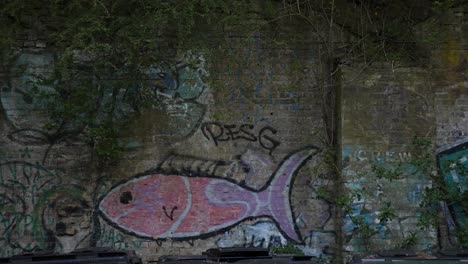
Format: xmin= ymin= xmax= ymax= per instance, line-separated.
xmin=97 ymin=192 xmax=113 ymax=219
xmin=98 ymin=183 xmax=131 ymax=219
xmin=97 ymin=186 xmax=143 ymax=236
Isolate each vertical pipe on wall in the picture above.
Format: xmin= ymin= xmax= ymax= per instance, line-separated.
xmin=320 ymin=54 xmax=343 ymax=263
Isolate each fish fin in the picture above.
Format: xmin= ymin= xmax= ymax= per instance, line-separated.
xmin=263 ymin=147 xmax=319 ymax=242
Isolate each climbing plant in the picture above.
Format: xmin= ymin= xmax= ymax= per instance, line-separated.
xmin=316 ymin=164 xmax=397 ymax=252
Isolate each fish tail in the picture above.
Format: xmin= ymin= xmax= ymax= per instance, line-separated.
xmin=263 ymin=147 xmax=318 ymax=242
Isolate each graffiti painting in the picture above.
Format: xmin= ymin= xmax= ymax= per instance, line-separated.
xmin=134 ymin=52 xmax=209 ymax=140
xmin=98 ymin=147 xmax=318 ymax=242
xmin=0 ymin=160 xmax=61 ymax=255
xmin=437 ymin=139 xmax=467 ymax=242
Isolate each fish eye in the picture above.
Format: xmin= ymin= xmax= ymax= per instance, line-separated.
xmin=120 ymin=191 xmax=133 ymax=204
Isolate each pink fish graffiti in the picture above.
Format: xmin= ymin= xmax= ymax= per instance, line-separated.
xmin=98 ymin=147 xmax=318 ymax=241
